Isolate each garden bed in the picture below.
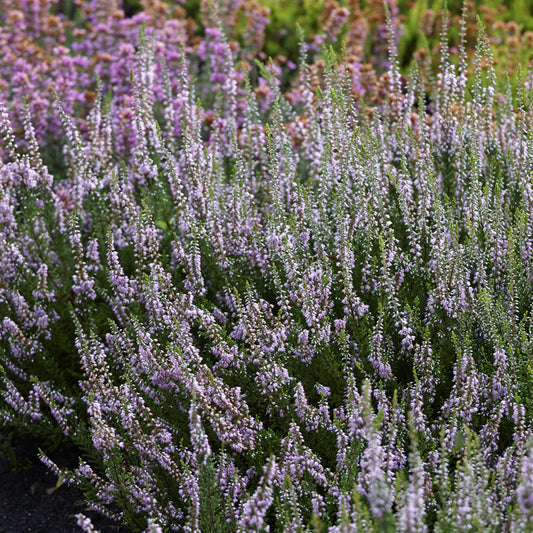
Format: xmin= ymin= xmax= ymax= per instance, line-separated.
xmin=0 ymin=438 xmax=132 ymax=533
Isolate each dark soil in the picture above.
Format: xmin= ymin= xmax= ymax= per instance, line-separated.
xmin=0 ymin=436 xmax=134 ymax=533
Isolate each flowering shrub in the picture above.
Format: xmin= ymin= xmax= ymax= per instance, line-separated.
xmin=3 ymin=2 xmax=533 ymax=532
xmin=0 ymin=0 xmax=274 ymax=159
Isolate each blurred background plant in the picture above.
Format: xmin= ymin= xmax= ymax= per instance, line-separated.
xmin=2 ymin=0 xmax=533 ymax=165
xmin=114 ymin=0 xmax=533 ymax=71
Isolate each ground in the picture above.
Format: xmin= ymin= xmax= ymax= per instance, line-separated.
xmin=0 ymin=435 xmax=133 ymax=533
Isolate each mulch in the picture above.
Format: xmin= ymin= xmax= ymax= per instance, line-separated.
xmin=0 ymin=436 xmax=134 ymax=533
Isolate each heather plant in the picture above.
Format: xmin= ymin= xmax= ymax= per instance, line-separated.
xmin=8 ymin=0 xmax=532 ymax=174
xmin=0 ymin=0 xmax=273 ymax=160
xmin=397 ymin=0 xmax=533 ymax=80
xmin=4 ymin=4 xmax=533 ymax=533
